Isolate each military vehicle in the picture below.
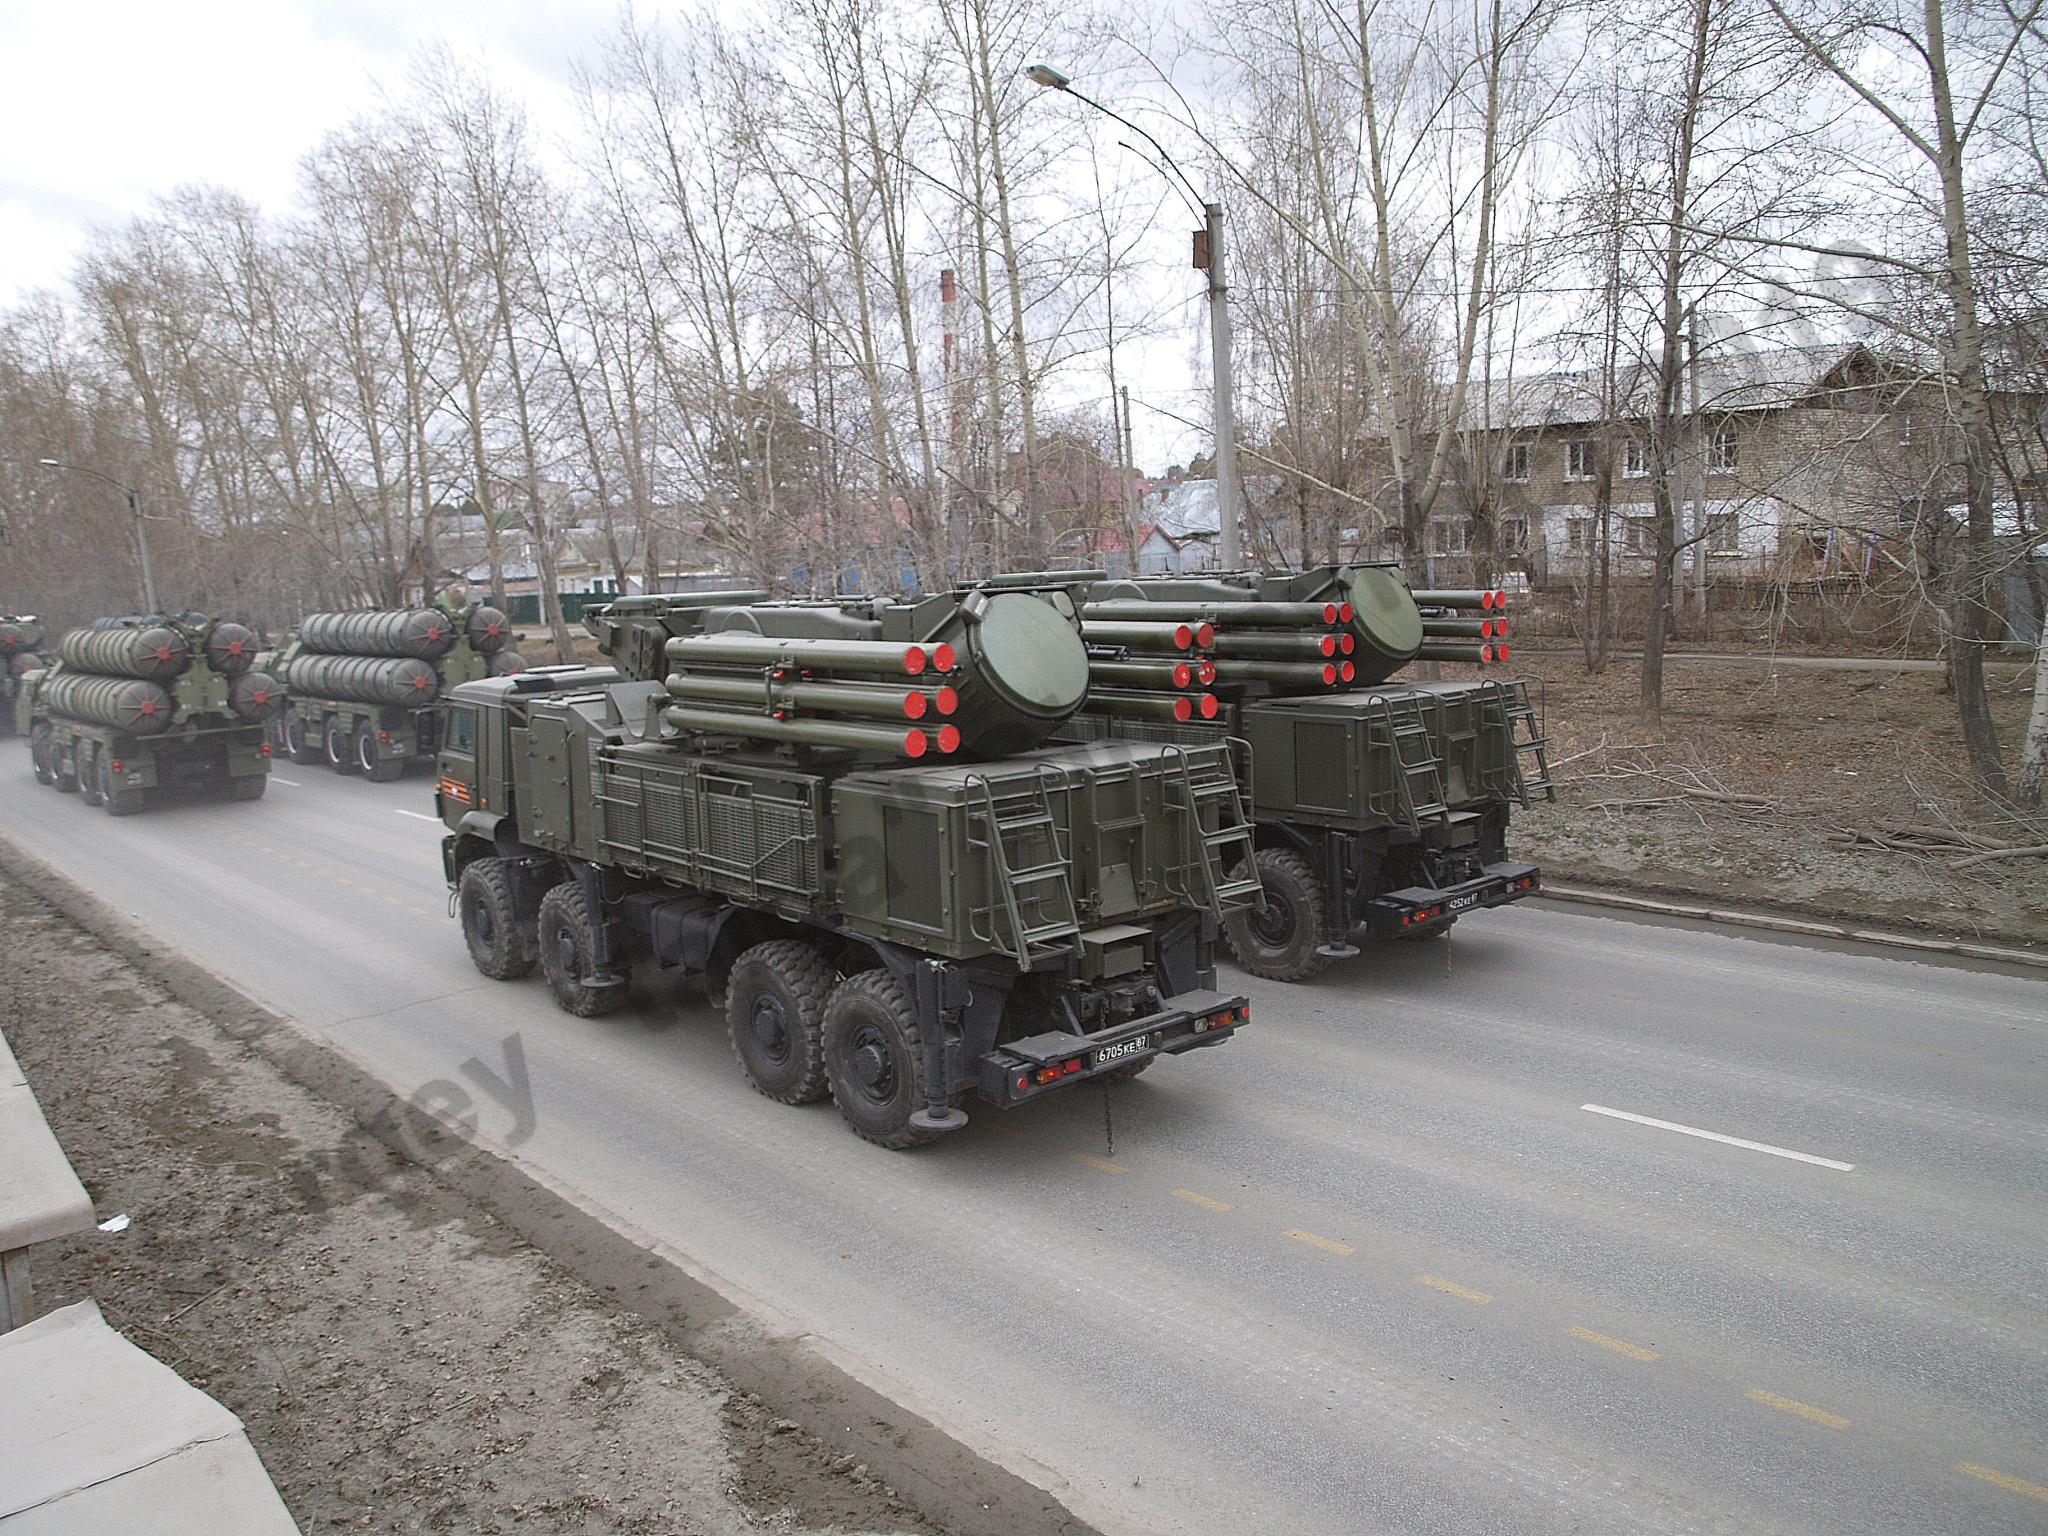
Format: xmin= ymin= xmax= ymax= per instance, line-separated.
xmin=1054 ymin=567 xmax=1553 ymax=980
xmin=0 ymin=616 xmax=52 ymax=739
xmin=438 ymin=587 xmax=1257 ymax=1148
xmin=20 ymin=613 xmax=281 ymax=813
xmin=273 ymin=601 xmax=522 ymax=781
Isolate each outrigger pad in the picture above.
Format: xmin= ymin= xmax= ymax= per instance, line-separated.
xmin=909 ymin=1105 xmax=969 ymax=1135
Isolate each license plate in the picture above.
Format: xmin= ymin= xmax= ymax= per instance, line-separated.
xmin=1093 ymin=1037 xmax=1147 ymax=1068
xmin=1447 ymin=893 xmax=1478 ymax=912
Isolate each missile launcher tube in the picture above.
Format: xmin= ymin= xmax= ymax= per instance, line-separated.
xmin=203 ymin=622 xmax=258 ymax=675
xmin=285 ymin=652 xmax=441 ymax=706
xmin=488 ymin=649 xmax=527 ymax=676
xmin=1224 ymin=660 xmax=1343 ymax=688
xmin=229 ymin=671 xmax=284 ymax=721
xmin=463 ymin=606 xmax=513 ymax=655
xmin=1410 ymin=589 xmax=1503 ymax=611
xmin=1087 ymin=659 xmax=1195 ymax=691
xmin=668 ymin=634 xmax=948 ymax=676
xmin=59 ymin=626 xmax=190 ymax=682
xmin=1415 ymin=643 xmax=1494 ymax=663
xmin=666 ymin=672 xmax=955 ymax=721
xmin=1210 ymin=632 xmax=1340 ymax=661
xmin=1080 ymin=690 xmax=1200 ymax=723
xmin=662 ymin=705 xmax=936 ymax=758
xmin=40 ymin=673 xmax=175 ymax=734
xmin=1076 ymin=621 xmax=1204 ymax=652
xmin=1421 ymin=618 xmax=1504 ymax=639
xmin=299 ymin=608 xmax=459 ymax=659
xmin=1084 ymin=600 xmax=1343 ymax=628
xmin=0 ymin=619 xmax=44 ymax=656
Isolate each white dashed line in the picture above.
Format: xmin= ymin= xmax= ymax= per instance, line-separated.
xmin=1581 ymin=1104 xmax=1855 ymax=1171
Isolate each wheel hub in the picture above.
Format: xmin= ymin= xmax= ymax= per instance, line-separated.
xmin=850 ymin=1027 xmax=895 ymax=1099
xmin=749 ymin=996 xmax=791 ymax=1065
xmin=1249 ymin=891 xmax=1296 ymax=947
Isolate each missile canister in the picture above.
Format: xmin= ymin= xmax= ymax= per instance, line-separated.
xmin=40 ymin=673 xmax=176 ymax=734
xmin=59 ymin=625 xmax=191 ymax=682
xmin=1409 ymin=589 xmax=1504 ymax=610
xmin=465 ymin=606 xmax=512 ymax=655
xmin=285 ymin=652 xmax=441 ymax=707
xmin=298 ymin=608 xmax=459 ymax=659
xmin=1211 ymin=632 xmax=1345 ymax=661
xmin=488 ymin=648 xmax=526 ymax=676
xmin=661 ymin=707 xmax=942 ymax=758
xmin=229 ymin=671 xmax=284 ymax=721
xmin=0 ymin=618 xmax=44 ymax=656
xmin=203 ymin=621 xmax=258 ymax=675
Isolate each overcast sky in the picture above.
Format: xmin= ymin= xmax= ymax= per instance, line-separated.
xmin=0 ymin=0 xmax=591 ymax=303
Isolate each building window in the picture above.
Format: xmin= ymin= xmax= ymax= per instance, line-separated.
xmin=1565 ymin=439 xmax=1596 ymax=482
xmin=1432 ymin=520 xmax=1469 ymax=555
xmin=1625 ymin=515 xmax=1657 ymax=554
xmin=1503 ymin=442 xmax=1531 ymax=483
xmin=1566 ymin=517 xmax=1592 ymax=551
xmin=1498 ymin=517 xmax=1527 ymax=552
xmin=1705 ymin=511 xmax=1739 ymax=553
xmin=1709 ymin=423 xmax=1739 ymax=474
xmin=1622 ymin=438 xmax=1649 ymax=479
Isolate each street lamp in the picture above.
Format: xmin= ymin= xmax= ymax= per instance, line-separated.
xmin=39 ymin=458 xmax=159 ymax=613
xmin=1025 ymin=64 xmax=1241 ymax=567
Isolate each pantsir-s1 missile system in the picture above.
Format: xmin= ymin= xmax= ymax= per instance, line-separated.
xmin=273 ymin=601 xmax=521 ymax=780
xmin=19 ymin=613 xmax=280 ymax=813
xmin=1059 ymin=567 xmax=1554 ymax=980
xmin=439 ymin=587 xmax=1258 ymax=1147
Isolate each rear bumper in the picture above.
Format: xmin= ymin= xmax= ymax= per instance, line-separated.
xmin=979 ymin=987 xmax=1249 ymax=1106
xmin=1364 ymin=861 xmax=1540 ymax=937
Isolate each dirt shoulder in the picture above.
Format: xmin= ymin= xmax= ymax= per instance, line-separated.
xmin=0 ymin=847 xmax=1091 ymax=1536
xmin=1508 ymin=651 xmax=2047 ymax=951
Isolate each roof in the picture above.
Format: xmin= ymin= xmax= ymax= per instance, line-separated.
xmin=1139 ymin=476 xmax=1284 ymax=539
xmin=1472 ymin=343 xmax=1929 ymax=431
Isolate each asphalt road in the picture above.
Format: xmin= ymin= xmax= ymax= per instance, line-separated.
xmin=4 ymin=760 xmax=2045 ymax=1536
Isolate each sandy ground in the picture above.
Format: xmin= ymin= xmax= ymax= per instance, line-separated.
xmin=1508 ymin=651 xmax=2047 ymax=949
xmin=0 ymin=864 xmax=1029 ymax=1536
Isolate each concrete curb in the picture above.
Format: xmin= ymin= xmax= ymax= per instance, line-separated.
xmin=1535 ymin=882 xmax=2048 ymax=971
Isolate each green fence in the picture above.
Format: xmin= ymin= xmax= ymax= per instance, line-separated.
xmin=504 ymin=591 xmax=614 ymax=625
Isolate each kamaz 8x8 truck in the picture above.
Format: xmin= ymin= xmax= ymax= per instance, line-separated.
xmin=1055 ymin=565 xmax=1554 ymax=979
xmin=438 ymin=587 xmax=1257 ymax=1148
xmin=274 ymin=601 xmax=521 ymax=780
xmin=19 ymin=613 xmax=280 ymax=813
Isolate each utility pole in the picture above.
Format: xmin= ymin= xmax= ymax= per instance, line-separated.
xmin=1199 ymin=203 xmax=1241 ymax=568
xmin=1120 ymin=383 xmax=1141 ymax=574
xmin=40 ymin=459 xmax=158 ymax=613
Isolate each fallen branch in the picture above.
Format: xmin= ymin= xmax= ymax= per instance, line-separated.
xmin=1949 ymin=844 xmax=2048 ymax=871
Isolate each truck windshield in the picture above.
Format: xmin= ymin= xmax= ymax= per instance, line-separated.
xmin=445 ymin=706 xmax=476 ymax=755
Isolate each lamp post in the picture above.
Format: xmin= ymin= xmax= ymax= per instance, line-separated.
xmin=39 ymin=459 xmax=158 ymax=613
xmin=1024 ymin=65 xmax=1241 ymax=568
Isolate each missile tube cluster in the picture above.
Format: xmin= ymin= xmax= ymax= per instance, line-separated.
xmin=1415 ymin=589 xmax=1511 ymax=666
xmin=44 ymin=615 xmax=280 ymax=730
xmin=289 ymin=605 xmax=511 ymax=707
xmin=663 ymin=633 xmax=964 ymax=759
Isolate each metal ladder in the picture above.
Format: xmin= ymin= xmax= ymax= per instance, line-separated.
xmin=1161 ymin=746 xmax=1262 ymax=914
xmin=1370 ymin=694 xmax=1451 ymax=832
xmin=1501 ymin=681 xmax=1556 ymax=804
xmin=965 ymin=771 xmax=1081 ymax=965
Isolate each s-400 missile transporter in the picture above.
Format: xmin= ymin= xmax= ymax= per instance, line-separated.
xmin=1056 ymin=566 xmax=1554 ymax=980
xmin=438 ymin=587 xmax=1257 ymax=1148
xmin=19 ymin=612 xmax=281 ymax=813
xmin=0 ymin=616 xmax=54 ymax=739
xmin=272 ymin=600 xmax=522 ymax=781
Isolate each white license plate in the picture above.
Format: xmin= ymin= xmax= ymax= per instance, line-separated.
xmin=1093 ymin=1037 xmax=1147 ymax=1068
xmin=1447 ymin=893 xmax=1479 ymax=912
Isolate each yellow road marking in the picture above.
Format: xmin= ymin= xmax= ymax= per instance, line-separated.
xmin=1171 ymin=1188 xmax=1232 ymax=1213
xmin=1747 ymin=1388 xmax=1848 ymax=1430
xmin=384 ymin=895 xmax=403 ymax=905
xmin=1567 ymin=1326 xmax=1660 ymax=1362
xmin=1072 ymin=1153 xmax=1125 ymax=1173
xmin=1959 ymin=1463 xmax=2048 ymax=1503
xmin=410 ymin=908 xmax=434 ymax=917
xmin=1286 ymin=1229 xmax=1354 ymax=1256
xmin=1417 ymin=1274 xmax=1493 ymax=1305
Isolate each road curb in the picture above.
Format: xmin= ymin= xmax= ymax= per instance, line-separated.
xmin=1534 ymin=883 xmax=2048 ymax=971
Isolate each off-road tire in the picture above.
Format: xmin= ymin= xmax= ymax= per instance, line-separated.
xmin=75 ymin=742 xmax=104 ymax=806
xmin=284 ymin=715 xmax=321 ymax=766
xmin=29 ymin=724 xmax=55 ymax=785
xmin=356 ymin=721 xmax=405 ymax=782
xmin=459 ymin=858 xmax=535 ymax=980
xmin=325 ymin=717 xmax=361 ymax=775
xmin=724 ymin=940 xmax=835 ymax=1104
xmin=1222 ymin=847 xmax=1330 ymax=981
xmin=99 ymin=755 xmax=144 ymax=816
xmin=537 ymin=880 xmax=629 ymax=1017
xmin=225 ymin=775 xmax=268 ymax=801
xmin=822 ymin=969 xmax=941 ymax=1149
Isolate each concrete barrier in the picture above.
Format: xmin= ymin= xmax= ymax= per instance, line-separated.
xmin=0 ymin=1300 xmax=298 ymax=1532
xmin=0 ymin=1029 xmax=94 ymax=1331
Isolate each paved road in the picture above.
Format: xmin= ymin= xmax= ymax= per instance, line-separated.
xmin=4 ymin=761 xmax=2045 ymax=1535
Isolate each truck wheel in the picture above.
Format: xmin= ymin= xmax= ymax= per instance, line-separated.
xmin=822 ymin=970 xmax=941 ymax=1149
xmin=284 ymin=715 xmax=320 ymax=765
xmin=54 ymin=739 xmax=78 ymax=792
xmin=99 ymin=756 xmax=144 ymax=816
xmin=326 ymin=718 xmax=361 ymax=775
xmin=29 ymin=724 xmax=55 ymax=785
xmin=356 ymin=722 xmax=405 ymax=782
xmin=724 ymin=940 xmax=834 ymax=1104
xmin=459 ymin=859 xmax=535 ymax=980
xmin=538 ymin=881 xmax=629 ymax=1017
xmin=225 ymin=775 xmax=268 ymax=801
xmin=1222 ymin=848 xmax=1331 ymax=982
xmin=75 ymin=743 xmax=105 ymax=806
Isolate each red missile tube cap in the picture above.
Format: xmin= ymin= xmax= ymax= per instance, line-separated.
xmin=903 ymin=729 xmax=928 ymax=757
xmin=1320 ymin=602 xmax=1339 ymax=624
xmin=935 ymin=685 xmax=960 ymax=715
xmin=903 ymin=645 xmax=928 ymax=675
xmin=1171 ymin=696 xmax=1192 ymax=722
xmin=1339 ymin=660 xmax=1356 ymax=682
xmin=1194 ymin=621 xmax=1216 ymax=649
xmin=1197 ymin=692 xmax=1219 ymax=719
xmin=1171 ymin=623 xmax=1193 ymax=649
xmin=936 ymin=724 xmax=962 ymax=753
xmin=1171 ymin=662 xmax=1192 ymax=688
xmin=1196 ymin=660 xmax=1216 ymax=684
xmin=903 ymin=691 xmax=928 ymax=719
xmin=1495 ymin=643 xmax=1510 ymax=662
xmin=1316 ymin=634 xmax=1336 ymax=657
xmin=1338 ymin=602 xmax=1355 ymax=623
xmin=1319 ymin=663 xmax=1337 ymax=685
xmin=932 ymin=642 xmax=959 ymax=672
